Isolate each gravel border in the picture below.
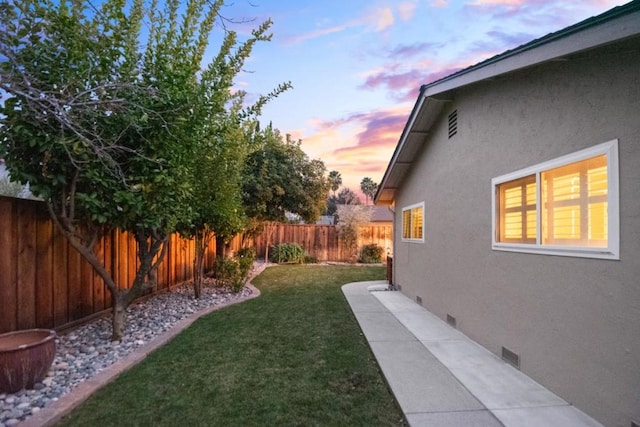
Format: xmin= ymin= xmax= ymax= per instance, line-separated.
xmin=1 ymin=263 xmax=265 ymax=427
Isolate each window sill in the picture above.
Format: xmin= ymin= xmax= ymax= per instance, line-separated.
xmin=492 ymin=243 xmax=619 ymax=260
xmin=402 ymin=238 xmax=424 ymax=244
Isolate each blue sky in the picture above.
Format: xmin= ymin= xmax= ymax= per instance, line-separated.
xmin=219 ymin=0 xmax=628 ymax=197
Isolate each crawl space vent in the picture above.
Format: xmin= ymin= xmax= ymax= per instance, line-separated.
xmin=501 ymin=346 xmax=520 ymax=369
xmin=448 ymin=110 xmax=458 ymax=138
xmin=446 ymin=314 xmax=457 ymax=328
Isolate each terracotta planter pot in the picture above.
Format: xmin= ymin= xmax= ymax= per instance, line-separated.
xmin=0 ymin=329 xmax=56 ymax=393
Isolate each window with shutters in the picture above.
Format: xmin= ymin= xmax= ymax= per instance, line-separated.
xmin=492 ymin=140 xmax=619 ymax=259
xmin=401 ymin=202 xmax=424 ymax=242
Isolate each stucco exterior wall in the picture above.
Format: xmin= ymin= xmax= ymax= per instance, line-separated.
xmin=392 ymin=42 xmax=640 ymax=426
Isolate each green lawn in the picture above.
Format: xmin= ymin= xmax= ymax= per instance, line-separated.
xmin=59 ymin=265 xmax=405 ymax=426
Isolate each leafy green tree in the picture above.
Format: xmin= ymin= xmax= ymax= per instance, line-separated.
xmin=337 ymin=205 xmax=373 ymax=263
xmin=243 ymin=125 xmax=329 ymax=260
xmin=175 ymin=17 xmax=290 ymax=298
xmin=328 ymin=170 xmax=342 ymax=196
xmin=0 ymin=0 xmax=265 ymax=339
xmin=360 ymin=177 xmax=378 ymax=205
xmin=337 ymin=187 xmax=362 ymax=205
xmin=325 ymin=195 xmax=338 ymax=216
xmin=243 ymin=126 xmax=328 ymax=224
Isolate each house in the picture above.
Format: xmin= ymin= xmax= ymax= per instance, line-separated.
xmin=375 ymin=2 xmax=640 ymax=426
xmin=0 ymin=158 xmax=7 ymax=180
xmin=0 ymin=158 xmax=34 ymax=199
xmin=369 ymin=205 xmax=393 ymax=225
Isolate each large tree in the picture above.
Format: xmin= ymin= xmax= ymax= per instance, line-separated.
xmin=243 ymin=125 xmax=329 ymax=260
xmin=0 ymin=0 xmax=271 ymax=339
xmin=176 ymin=20 xmax=290 ymax=297
xmin=360 ymin=177 xmax=378 ymax=205
xmin=337 ymin=187 xmax=362 ymax=206
xmin=328 ymin=170 xmax=342 ymax=196
xmin=243 ymin=126 xmax=328 ymax=224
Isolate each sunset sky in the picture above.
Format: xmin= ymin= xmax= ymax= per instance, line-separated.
xmin=226 ymin=0 xmax=627 ymax=198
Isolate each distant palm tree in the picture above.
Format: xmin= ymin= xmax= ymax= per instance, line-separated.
xmin=360 ymin=177 xmax=378 ymax=205
xmin=328 ymin=170 xmax=342 ymax=196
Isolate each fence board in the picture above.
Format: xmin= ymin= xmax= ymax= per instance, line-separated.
xmin=67 ymin=241 xmax=83 ymax=324
xmin=127 ymin=232 xmax=136 ymax=289
xmin=81 ymin=242 xmax=94 ymax=317
xmin=35 ymin=210 xmax=53 ymax=328
xmin=17 ymin=201 xmax=37 ymax=330
xmin=0 ymin=198 xmax=17 ymax=333
xmin=51 ymin=220 xmax=68 ymax=328
xmin=94 ymin=237 xmax=106 ymax=313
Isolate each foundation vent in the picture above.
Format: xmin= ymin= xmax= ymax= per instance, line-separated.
xmin=446 ymin=314 xmax=457 ymax=328
xmin=448 ymin=110 xmax=458 ymax=138
xmin=501 ymin=346 xmax=520 ymax=369
xmin=416 ymin=295 xmax=422 ymax=305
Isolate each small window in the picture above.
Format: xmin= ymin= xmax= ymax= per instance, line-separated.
xmin=402 ymin=202 xmax=424 ymax=242
xmin=492 ymin=140 xmax=619 ymax=259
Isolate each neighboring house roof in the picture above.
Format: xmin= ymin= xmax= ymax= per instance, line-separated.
xmin=375 ymin=0 xmax=640 ymax=206
xmin=316 ymin=215 xmax=335 ymax=225
xmin=370 ymin=205 xmax=393 ymax=223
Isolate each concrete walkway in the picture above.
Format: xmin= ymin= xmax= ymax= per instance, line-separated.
xmin=342 ymin=281 xmax=604 ymax=427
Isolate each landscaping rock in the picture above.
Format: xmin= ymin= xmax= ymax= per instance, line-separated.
xmin=0 ymin=280 xmax=253 ymax=425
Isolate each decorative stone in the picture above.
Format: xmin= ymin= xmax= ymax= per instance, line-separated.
xmin=0 ymin=277 xmax=253 ymax=425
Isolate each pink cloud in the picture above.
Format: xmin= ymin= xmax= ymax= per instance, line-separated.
xmin=359 ymin=66 xmax=463 ymax=101
xmin=285 ymin=6 xmax=398 ymax=44
xmin=398 ymin=2 xmax=418 ymax=20
xmin=370 ymin=7 xmax=395 ymax=31
xmin=297 ymin=106 xmax=413 ymax=194
xmin=388 ymin=42 xmax=442 ymax=59
xmin=464 ymin=0 xmax=625 ymax=24
xmin=287 ymin=23 xmax=352 ymax=44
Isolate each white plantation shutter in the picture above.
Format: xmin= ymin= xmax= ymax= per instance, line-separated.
xmin=542 ymin=154 xmax=607 ymax=247
xmin=402 ymin=203 xmax=424 ymax=242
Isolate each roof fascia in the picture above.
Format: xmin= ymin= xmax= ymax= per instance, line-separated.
xmin=423 ymin=8 xmax=640 ymax=98
xmin=374 ymin=88 xmax=427 ymax=204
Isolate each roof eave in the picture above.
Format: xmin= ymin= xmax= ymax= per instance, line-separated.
xmin=422 ymin=4 xmax=640 ymax=98
xmin=375 ymin=3 xmax=640 ymax=207
xmin=374 ymin=93 xmax=449 ymax=206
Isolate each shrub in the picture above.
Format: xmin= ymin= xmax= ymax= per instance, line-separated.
xmin=359 ymin=244 xmax=384 ymax=264
xmin=304 ymin=254 xmax=318 ymax=264
xmin=270 ymin=243 xmax=306 ymax=264
xmin=236 ymin=247 xmax=256 ymax=280
xmin=214 ymin=248 xmax=256 ymax=293
xmin=337 ymin=205 xmax=373 ymax=263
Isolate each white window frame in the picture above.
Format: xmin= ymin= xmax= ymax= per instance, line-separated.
xmin=401 ymin=202 xmax=425 ymax=243
xmin=491 ymin=139 xmax=619 ymax=260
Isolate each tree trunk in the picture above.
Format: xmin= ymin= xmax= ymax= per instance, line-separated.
xmin=193 ymin=229 xmax=215 ymax=299
xmin=215 ymin=235 xmax=227 ymax=260
xmin=107 ymin=231 xmax=166 ymax=341
xmin=193 ymin=232 xmax=203 ymax=299
xmin=264 ymin=222 xmax=276 ymax=263
xmin=46 ymin=203 xmax=167 ymax=342
xmin=111 ymin=292 xmax=128 ymax=342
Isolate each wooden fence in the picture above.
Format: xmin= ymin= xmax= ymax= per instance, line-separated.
xmin=0 ymin=196 xmax=222 ymax=334
xmin=253 ymin=222 xmax=393 ymax=262
xmin=0 ymin=196 xmax=392 ymax=333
